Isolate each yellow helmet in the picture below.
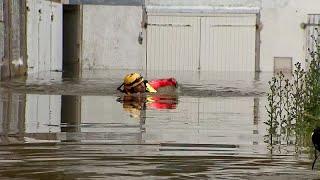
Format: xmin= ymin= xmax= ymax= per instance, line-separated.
xmin=123 ymin=73 xmax=144 ymax=88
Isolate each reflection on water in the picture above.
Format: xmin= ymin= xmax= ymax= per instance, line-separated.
xmin=0 ymin=70 xmax=318 ymax=179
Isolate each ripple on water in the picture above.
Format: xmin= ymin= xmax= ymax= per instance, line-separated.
xmin=0 ymin=70 xmax=317 ymax=179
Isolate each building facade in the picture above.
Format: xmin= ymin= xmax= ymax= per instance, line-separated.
xmin=1 ymin=0 xmax=320 ymax=79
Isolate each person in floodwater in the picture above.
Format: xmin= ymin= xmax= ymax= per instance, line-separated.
xmin=117 ymin=72 xmax=157 ymax=94
xmin=117 ymin=72 xmax=178 ymax=118
xmin=117 ymin=72 xmax=177 ymax=95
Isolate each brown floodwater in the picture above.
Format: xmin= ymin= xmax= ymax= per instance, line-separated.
xmin=0 ymin=70 xmax=318 ymax=179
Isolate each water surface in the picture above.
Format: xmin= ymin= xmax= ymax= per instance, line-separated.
xmin=0 ymin=70 xmax=318 ymax=179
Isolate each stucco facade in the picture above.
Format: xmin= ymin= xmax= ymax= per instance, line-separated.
xmin=82 ymin=5 xmax=143 ymax=70
xmin=260 ymin=0 xmax=320 ymax=71
xmin=80 ymin=0 xmax=320 ymax=72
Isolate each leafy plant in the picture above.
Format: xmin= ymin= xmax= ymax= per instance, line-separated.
xmin=265 ymin=28 xmax=320 ymax=152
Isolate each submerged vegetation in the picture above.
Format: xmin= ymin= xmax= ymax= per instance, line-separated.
xmin=265 ymin=29 xmax=320 ymax=152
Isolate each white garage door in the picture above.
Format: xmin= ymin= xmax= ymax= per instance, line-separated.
xmin=147 ymin=16 xmax=200 ymax=71
xmin=200 ymin=15 xmax=256 ymax=71
xmin=146 ymin=14 xmax=257 ymax=71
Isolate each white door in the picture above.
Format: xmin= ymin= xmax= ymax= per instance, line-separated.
xmin=38 ymin=0 xmax=51 ymax=73
xmin=26 ymin=0 xmax=39 ymax=74
xmin=147 ymin=15 xmax=200 ymax=71
xmin=146 ymin=14 xmax=257 ymax=71
xmin=27 ymin=0 xmax=62 ymax=75
xmin=51 ymin=2 xmax=63 ymax=71
xmin=200 ymin=14 xmax=256 ymax=71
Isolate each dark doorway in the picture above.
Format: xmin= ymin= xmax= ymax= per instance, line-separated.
xmin=63 ymin=5 xmax=82 ymax=78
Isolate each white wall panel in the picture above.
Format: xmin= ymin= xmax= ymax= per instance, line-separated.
xmin=26 ymin=0 xmax=63 ymax=75
xmin=26 ymin=0 xmax=39 ymax=74
xmin=200 ymin=14 xmax=256 ymax=71
xmin=51 ymin=2 xmax=63 ymax=71
xmin=38 ymin=0 xmax=51 ymax=73
xmin=147 ymin=16 xmax=200 ymax=71
xmin=146 ymin=14 xmax=256 ymax=71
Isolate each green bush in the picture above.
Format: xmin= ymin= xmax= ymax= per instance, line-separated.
xmin=265 ymin=29 xmax=320 ymax=151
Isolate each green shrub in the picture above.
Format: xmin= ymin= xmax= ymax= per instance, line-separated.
xmin=265 ymin=29 xmax=320 ymax=151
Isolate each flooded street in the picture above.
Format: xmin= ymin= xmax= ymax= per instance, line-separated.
xmin=0 ymin=70 xmax=318 ymax=179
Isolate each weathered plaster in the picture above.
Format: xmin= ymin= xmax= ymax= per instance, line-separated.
xmin=260 ymin=0 xmax=320 ymax=71
xmin=82 ymin=5 xmax=143 ymax=70
xmin=81 ymin=0 xmax=320 ymax=71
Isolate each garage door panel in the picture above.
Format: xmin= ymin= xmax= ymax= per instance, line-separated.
xmin=208 ymin=15 xmax=256 ymax=26
xmin=200 ymin=15 xmax=256 ymax=71
xmin=146 ymin=14 xmax=257 ymax=71
xmin=147 ymin=16 xmax=200 ymax=71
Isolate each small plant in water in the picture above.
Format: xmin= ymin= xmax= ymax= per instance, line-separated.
xmin=265 ymin=28 xmax=320 ymax=154
xmin=265 ymin=77 xmax=279 ymax=146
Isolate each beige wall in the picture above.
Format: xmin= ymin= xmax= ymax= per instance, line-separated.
xmin=82 ymin=5 xmax=143 ymax=70
xmin=81 ymin=0 xmax=320 ymax=72
xmin=260 ymin=0 xmax=320 ymax=71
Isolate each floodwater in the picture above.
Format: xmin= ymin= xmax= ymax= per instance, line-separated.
xmin=0 ymin=70 xmax=319 ymax=179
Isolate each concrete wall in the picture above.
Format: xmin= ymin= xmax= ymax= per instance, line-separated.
xmin=0 ymin=0 xmax=318 ymax=76
xmin=260 ymin=0 xmax=320 ymax=71
xmin=80 ymin=0 xmax=320 ymax=72
xmin=0 ymin=0 xmax=27 ymax=80
xmin=82 ymin=5 xmax=143 ymax=70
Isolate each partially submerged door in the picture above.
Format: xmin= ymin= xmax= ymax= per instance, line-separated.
xmin=200 ymin=14 xmax=256 ymax=71
xmin=146 ymin=15 xmax=200 ymax=71
xmin=26 ymin=0 xmax=62 ymax=75
xmin=146 ymin=13 xmax=258 ymax=71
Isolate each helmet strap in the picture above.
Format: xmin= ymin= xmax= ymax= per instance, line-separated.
xmin=117 ymin=83 xmax=125 ymax=93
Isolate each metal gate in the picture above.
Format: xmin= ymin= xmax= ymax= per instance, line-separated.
xmin=146 ymin=13 xmax=257 ymax=71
